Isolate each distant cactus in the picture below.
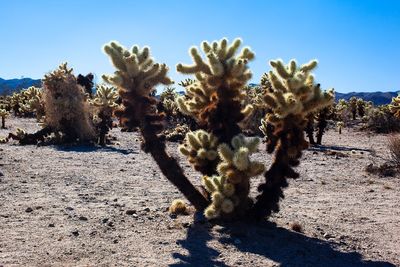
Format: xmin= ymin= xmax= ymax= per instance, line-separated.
xmin=356 ymin=98 xmax=367 ymax=118
xmin=90 ymin=84 xmax=119 ymax=146
xmin=0 ymin=109 xmax=10 ymax=129
xmin=337 ymin=121 xmax=344 ymax=134
xmin=10 ymin=63 xmax=95 ymax=145
xmin=389 ymin=94 xmax=400 ymax=118
xmin=349 ymin=96 xmax=358 ymax=120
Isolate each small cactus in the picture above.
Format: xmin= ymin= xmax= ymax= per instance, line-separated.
xmin=0 ymin=109 xmax=10 ymax=129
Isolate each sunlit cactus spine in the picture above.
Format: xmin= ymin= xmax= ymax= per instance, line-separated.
xmin=103 ymin=41 xmax=209 ymax=210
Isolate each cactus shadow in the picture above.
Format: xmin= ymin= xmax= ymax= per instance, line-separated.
xmin=170 ymin=222 xmax=228 ymax=267
xmin=172 ymin=220 xmax=395 ymax=267
xmin=309 ymin=145 xmax=374 ymax=153
xmin=54 ymin=144 xmax=137 ymax=155
xmin=215 ymin=220 xmax=395 ymax=267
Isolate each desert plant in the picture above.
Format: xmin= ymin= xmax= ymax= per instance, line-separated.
xmin=102 ymin=41 xmax=209 ymax=210
xmin=389 ymin=94 xmax=400 ymax=118
xmin=357 ymin=98 xmax=367 ymax=118
xmin=366 ymin=105 xmax=400 ymax=133
xmin=77 ymin=73 xmax=95 ymax=97
xmin=337 ymin=121 xmax=344 ymax=134
xmin=253 ymin=58 xmax=334 ymax=218
xmin=315 ymin=107 xmax=332 ymax=145
xmin=90 ymin=84 xmax=119 ymax=146
xmin=304 ymin=113 xmax=316 ymax=145
xmin=19 ymin=86 xmax=45 ymax=120
xmin=349 ymin=96 xmax=357 ymax=120
xmin=388 ymin=134 xmax=400 ymax=167
xmin=0 ymin=109 xmax=10 ymax=128
xmin=9 ymin=63 xmax=95 ymax=144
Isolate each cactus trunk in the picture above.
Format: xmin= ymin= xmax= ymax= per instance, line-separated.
xmin=139 ymin=111 xmax=209 ymax=211
xmin=1 ymin=116 xmax=5 ymax=129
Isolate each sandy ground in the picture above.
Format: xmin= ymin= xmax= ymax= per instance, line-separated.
xmin=0 ymin=117 xmax=399 ymax=267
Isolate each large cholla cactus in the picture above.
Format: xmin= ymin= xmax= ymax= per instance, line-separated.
xmin=90 ymin=84 xmax=119 ymax=146
xmin=349 ymin=96 xmax=358 ymax=120
xmin=42 ymin=63 xmax=95 ymax=142
xmin=103 ymin=41 xmax=209 ymax=210
xmin=389 ymin=94 xmax=400 ymax=118
xmin=253 ymin=59 xmax=334 ymax=218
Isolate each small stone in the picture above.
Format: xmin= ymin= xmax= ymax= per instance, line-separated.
xmin=107 ymin=221 xmax=114 ymax=227
xmin=79 ymin=216 xmax=88 ymax=221
xmin=113 ymin=239 xmax=118 ymax=244
xmin=25 ymin=207 xmax=33 ymax=213
xmin=65 ymin=207 xmax=74 ymax=211
xmin=48 ymin=223 xmax=55 ymax=227
xmin=71 ymin=230 xmax=79 ymax=237
xmin=102 ymin=218 xmax=109 ymax=223
xmin=125 ymin=210 xmax=137 ymax=215
xmin=143 ymin=207 xmax=150 ymax=212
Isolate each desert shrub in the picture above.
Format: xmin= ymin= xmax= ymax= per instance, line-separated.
xmin=365 ymin=106 xmax=400 ymax=133
xmin=9 ymin=63 xmax=95 ymax=144
xmin=388 ymin=134 xmax=400 ymax=167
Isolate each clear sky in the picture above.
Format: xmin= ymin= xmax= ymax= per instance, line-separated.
xmin=0 ymin=0 xmax=399 ymax=93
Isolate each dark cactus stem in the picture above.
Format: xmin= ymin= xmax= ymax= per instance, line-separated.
xmin=1 ymin=116 xmax=5 ymax=129
xmin=119 ymin=92 xmax=209 ymax=211
xmin=316 ymin=109 xmax=328 ymax=145
xmin=250 ymin=118 xmax=307 ymax=219
xmin=304 ymin=115 xmax=315 ymax=145
xmin=97 ymin=110 xmax=113 ymax=146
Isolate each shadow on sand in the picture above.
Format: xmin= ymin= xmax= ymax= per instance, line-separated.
xmin=171 ymin=219 xmax=395 ymax=267
xmin=54 ymin=144 xmax=138 ymax=155
xmin=308 ymin=144 xmax=374 ymax=153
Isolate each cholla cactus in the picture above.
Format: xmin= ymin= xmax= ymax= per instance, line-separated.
xmin=0 ymin=109 xmax=10 ymax=128
xmin=164 ymin=123 xmax=190 ymax=142
xmin=389 ymin=94 xmax=400 ymax=118
xmin=103 ymin=41 xmax=209 ymax=210
xmin=19 ymin=86 xmax=45 ymax=120
xmin=179 ymin=130 xmax=219 ymax=175
xmin=42 ymin=63 xmax=95 ymax=142
xmin=349 ymin=96 xmax=358 ymax=120
xmin=253 ymin=59 xmax=334 ymax=218
xmin=91 ymin=84 xmax=119 ymax=146
xmin=355 ymin=98 xmax=367 ymax=118
xmin=337 ymin=121 xmax=344 ymax=134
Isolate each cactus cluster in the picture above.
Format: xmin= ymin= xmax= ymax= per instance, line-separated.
xmin=179 ymin=130 xmax=219 ymax=175
xmin=0 ymin=108 xmax=10 ymax=129
xmin=90 ymin=84 xmax=119 ymax=145
xmin=389 ymin=94 xmax=400 ymax=118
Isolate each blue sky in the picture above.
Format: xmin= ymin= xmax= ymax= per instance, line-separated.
xmin=0 ymin=0 xmax=399 ymax=93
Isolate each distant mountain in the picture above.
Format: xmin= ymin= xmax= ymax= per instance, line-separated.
xmin=335 ymin=91 xmax=398 ymax=105
xmin=246 ymin=84 xmax=398 ymax=105
xmin=0 ymin=77 xmax=42 ymax=95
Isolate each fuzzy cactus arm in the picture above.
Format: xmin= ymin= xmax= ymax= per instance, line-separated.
xmin=251 ymin=59 xmax=334 ymax=219
xmin=103 ymin=41 xmax=209 ymax=211
xmin=176 ymin=38 xmax=255 ymax=143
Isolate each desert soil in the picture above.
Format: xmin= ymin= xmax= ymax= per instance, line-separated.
xmin=0 ymin=117 xmax=399 ymax=267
